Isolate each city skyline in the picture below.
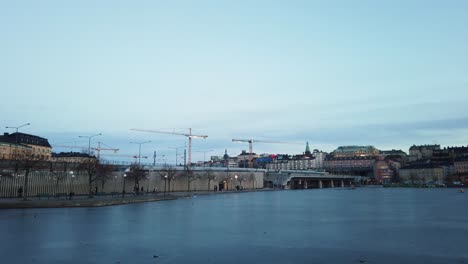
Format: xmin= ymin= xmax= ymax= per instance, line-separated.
xmin=2 ymin=1 xmax=468 ymax=162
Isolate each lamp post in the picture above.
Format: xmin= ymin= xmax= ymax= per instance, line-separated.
xmin=164 ymin=175 xmax=168 ymax=197
xmin=113 ymin=175 xmax=117 ymax=193
xmin=235 ymin=175 xmax=238 ymax=190
xmin=122 ymin=173 xmax=127 ymax=198
xmin=68 ymin=171 xmax=75 ymax=200
xmin=195 ymin=150 xmax=214 ymax=167
xmin=168 ymin=145 xmax=185 ymax=166
xmin=5 ymin=122 xmax=30 ymax=159
xmin=130 ymin=141 xmax=151 ymax=165
xmin=78 ymin=133 xmax=102 ymax=156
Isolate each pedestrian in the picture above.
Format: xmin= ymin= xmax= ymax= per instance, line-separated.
xmin=95 ymin=186 xmax=98 ymax=195
xmin=17 ymin=186 xmax=23 ymax=198
xmin=141 ymin=186 xmax=144 ymax=193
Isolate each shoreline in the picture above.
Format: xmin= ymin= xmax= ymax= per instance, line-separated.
xmin=0 ymin=188 xmax=276 ymax=209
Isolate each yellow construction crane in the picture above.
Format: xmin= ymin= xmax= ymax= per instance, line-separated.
xmin=130 ymin=128 xmax=208 ymax=167
xmin=232 ymin=139 xmax=303 ymax=168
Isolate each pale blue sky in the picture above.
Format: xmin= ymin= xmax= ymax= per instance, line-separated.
xmin=1 ymin=1 xmax=468 ymax=163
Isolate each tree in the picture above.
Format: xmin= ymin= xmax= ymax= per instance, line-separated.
xmin=126 ymin=164 xmax=147 ymax=194
xmin=76 ymin=157 xmax=115 ymax=196
xmin=249 ymin=173 xmax=256 ymax=189
xmin=237 ymin=175 xmax=245 ymax=189
xmin=51 ymin=171 xmax=66 ymax=196
xmin=95 ymin=163 xmax=114 ymax=191
xmin=186 ymin=167 xmax=199 ymax=192
xmin=205 ymin=169 xmax=216 ymax=191
xmin=13 ymin=148 xmax=48 ymax=200
xmin=158 ymin=165 xmax=177 ymax=194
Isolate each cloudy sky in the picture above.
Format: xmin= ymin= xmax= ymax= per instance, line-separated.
xmin=1 ymin=0 xmax=467 ymax=164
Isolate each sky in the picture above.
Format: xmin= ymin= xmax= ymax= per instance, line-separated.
xmin=1 ymin=0 xmax=468 ymax=164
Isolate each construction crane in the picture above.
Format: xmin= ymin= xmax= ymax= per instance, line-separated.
xmin=232 ymin=139 xmax=303 ymax=168
xmin=93 ymin=142 xmax=119 ymax=160
xmin=53 ymin=141 xmax=119 ymax=159
xmin=130 ymin=128 xmax=208 ymax=167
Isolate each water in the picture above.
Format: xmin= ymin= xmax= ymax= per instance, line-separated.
xmin=0 ymin=188 xmax=467 ymax=264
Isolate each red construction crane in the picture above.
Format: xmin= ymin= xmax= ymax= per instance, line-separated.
xmin=130 ymin=128 xmax=208 ymax=167
xmin=93 ymin=142 xmax=119 ymax=160
xmin=232 ymin=139 xmax=303 ymax=168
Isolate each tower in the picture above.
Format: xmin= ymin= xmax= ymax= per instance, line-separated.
xmin=305 ymin=142 xmax=312 ymax=157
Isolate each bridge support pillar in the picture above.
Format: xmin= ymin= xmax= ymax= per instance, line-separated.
xmin=319 ymin=180 xmax=323 ymax=189
xmin=331 ymin=180 xmax=334 ymax=188
xmin=341 ymin=180 xmax=345 ymax=188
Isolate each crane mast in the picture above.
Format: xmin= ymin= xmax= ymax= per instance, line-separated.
xmin=130 ymin=128 xmax=208 ymax=167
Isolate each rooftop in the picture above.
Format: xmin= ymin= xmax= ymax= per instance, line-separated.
xmin=0 ymin=132 xmax=51 ymax=148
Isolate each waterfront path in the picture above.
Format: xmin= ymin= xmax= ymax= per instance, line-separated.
xmin=0 ymin=189 xmax=272 ymax=209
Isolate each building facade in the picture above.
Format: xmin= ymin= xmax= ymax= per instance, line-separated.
xmin=454 ymin=157 xmax=468 ymax=174
xmin=409 ymin=144 xmax=440 ymax=162
xmin=399 ymin=164 xmax=444 ymax=184
xmin=51 ymin=152 xmax=95 ymax=163
xmin=0 ymin=132 xmax=52 ymax=160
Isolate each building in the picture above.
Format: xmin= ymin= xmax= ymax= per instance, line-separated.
xmin=265 ymin=144 xmax=327 ymax=171
xmin=324 ymin=146 xmax=380 ymax=176
xmin=0 ymin=132 xmax=52 ymax=160
xmin=0 ymin=141 xmax=32 ymax=160
xmin=373 ymin=159 xmax=394 ymax=183
xmin=51 ymin=152 xmax=95 ymax=163
xmin=312 ymin=149 xmax=326 ymax=169
xmin=332 ymin=146 xmax=380 ymax=158
xmin=409 ymin=144 xmax=440 ymax=162
xmin=399 ymin=164 xmax=444 ymax=184
xmin=454 ymin=157 xmax=468 ymax=174
xmin=324 ymin=156 xmax=376 ymax=174
xmin=237 ymin=150 xmax=257 ymax=168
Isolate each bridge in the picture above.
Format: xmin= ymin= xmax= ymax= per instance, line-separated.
xmin=265 ymin=170 xmax=357 ymax=189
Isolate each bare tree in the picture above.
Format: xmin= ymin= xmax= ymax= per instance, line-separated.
xmin=205 ymin=169 xmax=216 ymax=191
xmin=76 ymin=158 xmax=98 ymax=196
xmin=237 ymin=175 xmax=245 ymax=189
xmin=186 ymin=167 xmax=200 ymax=192
xmin=249 ymin=173 xmax=256 ymax=189
xmin=13 ymin=148 xmax=48 ymax=200
xmin=126 ymin=164 xmax=147 ymax=194
xmin=51 ymin=171 xmax=66 ymax=196
xmin=95 ymin=163 xmax=114 ymax=192
xmin=158 ymin=165 xmax=177 ymax=194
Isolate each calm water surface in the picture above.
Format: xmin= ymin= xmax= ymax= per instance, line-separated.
xmin=1 ymin=188 xmax=467 ymax=264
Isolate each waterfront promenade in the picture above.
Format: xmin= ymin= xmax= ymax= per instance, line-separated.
xmin=0 ymin=189 xmax=273 ymax=209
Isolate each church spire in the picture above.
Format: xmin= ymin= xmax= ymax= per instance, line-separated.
xmin=305 ymin=142 xmax=311 ymax=154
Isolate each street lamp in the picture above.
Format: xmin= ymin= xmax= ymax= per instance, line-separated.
xmin=5 ymin=123 xmax=30 ymax=159
xmin=68 ymin=171 xmax=75 ymax=200
xmin=113 ymin=175 xmax=117 ymax=194
xmin=130 ymin=141 xmax=151 ymax=165
xmin=78 ymin=133 xmax=102 ymax=156
xmin=168 ymin=145 xmax=185 ymax=166
xmin=195 ymin=150 xmax=214 ymax=167
xmin=122 ymin=173 xmax=127 ymax=198
xmin=164 ymin=175 xmax=168 ymax=197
